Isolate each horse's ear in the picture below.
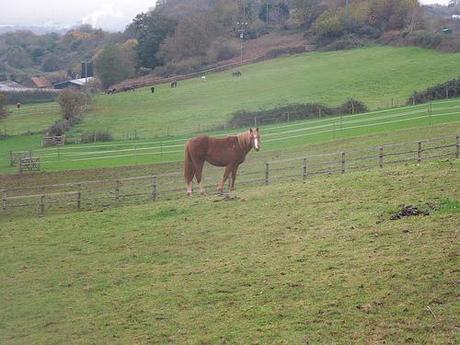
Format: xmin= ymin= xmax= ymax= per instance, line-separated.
xmin=249 ymin=128 xmax=253 ymax=133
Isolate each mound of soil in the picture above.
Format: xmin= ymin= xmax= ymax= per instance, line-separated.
xmin=390 ymin=205 xmax=431 ymax=220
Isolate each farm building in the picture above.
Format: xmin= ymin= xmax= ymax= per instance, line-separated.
xmin=54 ymin=77 xmax=95 ymax=89
xmin=0 ymin=80 xmax=25 ymax=91
xmin=26 ymin=76 xmax=52 ymax=89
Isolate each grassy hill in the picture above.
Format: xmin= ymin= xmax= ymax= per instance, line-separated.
xmin=2 ymin=46 xmax=459 ymax=141
xmin=74 ymin=46 xmax=460 ymax=138
xmin=1 ymin=161 xmax=458 ymax=344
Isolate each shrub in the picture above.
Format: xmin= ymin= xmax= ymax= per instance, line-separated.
xmin=404 ymin=30 xmax=443 ymax=49
xmin=164 ymin=56 xmax=206 ymax=75
xmin=206 ymin=39 xmax=239 ymax=63
xmin=0 ymin=92 xmax=6 ymax=118
xmin=57 ymin=89 xmax=91 ymax=120
xmin=312 ymin=11 xmax=344 ymax=45
xmin=47 ymin=117 xmax=81 ymax=136
xmin=263 ymin=46 xmax=307 ymax=59
xmin=322 ymin=34 xmax=365 ymax=51
xmin=339 ymin=98 xmax=368 ymax=114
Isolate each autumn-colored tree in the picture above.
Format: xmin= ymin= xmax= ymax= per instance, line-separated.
xmin=94 ymin=44 xmax=136 ymax=89
xmin=57 ymin=89 xmax=90 ymax=120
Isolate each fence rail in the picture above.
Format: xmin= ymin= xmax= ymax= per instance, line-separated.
xmin=1 ymin=135 xmax=458 ymax=217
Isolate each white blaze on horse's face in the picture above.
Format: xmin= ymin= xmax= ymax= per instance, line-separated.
xmin=252 ymin=128 xmax=260 ymax=151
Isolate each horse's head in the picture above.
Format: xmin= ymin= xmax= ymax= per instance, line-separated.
xmin=249 ymin=128 xmax=260 ymax=151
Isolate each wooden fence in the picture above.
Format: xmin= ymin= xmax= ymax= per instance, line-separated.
xmin=42 ymin=135 xmax=65 ymax=146
xmin=18 ymin=157 xmax=40 ymax=173
xmin=1 ymin=135 xmax=458 ymax=217
xmin=9 ymin=150 xmax=32 ymax=167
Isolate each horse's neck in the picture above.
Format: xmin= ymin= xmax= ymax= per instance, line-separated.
xmin=237 ymin=132 xmax=252 ymax=154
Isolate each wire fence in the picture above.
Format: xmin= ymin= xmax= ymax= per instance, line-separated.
xmin=5 ymin=99 xmax=460 ymax=171
xmin=1 ymin=135 xmax=458 ymax=218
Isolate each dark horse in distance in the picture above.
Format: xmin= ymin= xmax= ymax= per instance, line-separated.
xmin=184 ymin=128 xmax=260 ymax=195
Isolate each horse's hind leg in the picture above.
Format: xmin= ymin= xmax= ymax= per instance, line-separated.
xmin=184 ymin=148 xmax=196 ymax=196
xmin=218 ymin=165 xmax=233 ymax=193
xmin=193 ymin=159 xmax=206 ymax=195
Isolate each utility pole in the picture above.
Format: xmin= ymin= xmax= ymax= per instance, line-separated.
xmin=266 ymin=2 xmax=269 ymax=25
xmin=345 ymin=0 xmax=350 ymax=29
xmin=237 ymin=1 xmax=248 ymax=65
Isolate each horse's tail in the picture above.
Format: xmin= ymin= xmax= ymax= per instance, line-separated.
xmin=184 ymin=142 xmax=195 ymax=183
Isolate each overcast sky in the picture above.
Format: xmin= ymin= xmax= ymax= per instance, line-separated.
xmin=0 ymin=0 xmax=453 ymax=31
xmin=1 ymin=0 xmax=156 ymax=30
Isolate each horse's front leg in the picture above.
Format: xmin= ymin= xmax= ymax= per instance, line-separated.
xmin=230 ymin=165 xmax=239 ymax=191
xmin=218 ymin=165 xmax=233 ymax=193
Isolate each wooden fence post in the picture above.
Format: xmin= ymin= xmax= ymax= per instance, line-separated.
xmin=341 ymin=152 xmax=346 ymax=174
xmin=152 ymin=176 xmax=157 ymax=201
xmin=115 ymin=180 xmax=120 ymax=202
xmin=76 ymin=183 xmax=81 ymax=210
xmin=455 ymin=135 xmax=459 ymax=159
xmin=39 ymin=195 xmax=45 ymax=216
xmin=2 ymin=190 xmax=7 ymax=213
xmin=379 ymin=146 xmax=384 ymax=168
xmin=265 ymin=163 xmax=269 ymax=185
xmin=9 ymin=151 xmax=14 ymax=167
xmin=417 ymin=141 xmax=422 ymax=164
xmin=302 ymin=158 xmax=307 ymax=180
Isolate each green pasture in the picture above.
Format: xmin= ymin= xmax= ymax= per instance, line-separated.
xmin=3 ymin=46 xmax=458 ymax=140
xmin=0 ymin=102 xmax=60 ymax=136
xmin=1 ymin=98 xmax=459 ymax=174
xmin=74 ymin=46 xmax=460 ymax=138
xmin=1 ymin=161 xmax=458 ymax=344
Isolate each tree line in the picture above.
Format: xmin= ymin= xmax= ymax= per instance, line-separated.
xmin=1 ymin=0 xmax=458 ymax=90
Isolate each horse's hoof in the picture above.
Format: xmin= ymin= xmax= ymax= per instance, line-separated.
xmin=187 ymin=192 xmax=192 ymax=197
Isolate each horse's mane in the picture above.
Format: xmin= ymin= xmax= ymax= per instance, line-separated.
xmin=236 ymin=130 xmax=251 ymax=150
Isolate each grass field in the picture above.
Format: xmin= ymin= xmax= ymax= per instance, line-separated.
xmin=71 ymin=46 xmax=460 ymax=138
xmin=1 ymin=161 xmax=458 ymax=344
xmin=1 ymin=102 xmax=60 ymax=136
xmin=1 ymin=46 xmax=460 ymax=142
xmin=1 ymin=42 xmax=459 ymax=345
xmin=1 ymin=98 xmax=459 ymax=174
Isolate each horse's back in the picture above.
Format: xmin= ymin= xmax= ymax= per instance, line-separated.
xmin=186 ymin=136 xmax=210 ymax=158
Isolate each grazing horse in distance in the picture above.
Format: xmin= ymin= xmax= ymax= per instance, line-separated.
xmin=151 ymin=86 xmax=155 ymax=93
xmin=232 ymin=70 xmax=242 ymax=77
xmin=171 ymin=81 xmax=178 ymax=88
xmin=184 ymin=128 xmax=260 ymax=196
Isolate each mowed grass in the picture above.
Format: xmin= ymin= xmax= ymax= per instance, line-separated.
xmin=1 ymin=98 xmax=458 ymax=174
xmin=73 ymin=46 xmax=460 ymax=138
xmin=1 ymin=161 xmax=458 ymax=344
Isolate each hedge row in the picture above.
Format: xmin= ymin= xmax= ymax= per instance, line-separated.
xmin=2 ymin=90 xmax=59 ymax=104
xmin=227 ymin=99 xmax=368 ymax=128
xmin=408 ymin=77 xmax=460 ymax=105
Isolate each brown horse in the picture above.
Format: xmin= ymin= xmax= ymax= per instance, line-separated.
xmin=184 ymin=128 xmax=260 ymax=195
